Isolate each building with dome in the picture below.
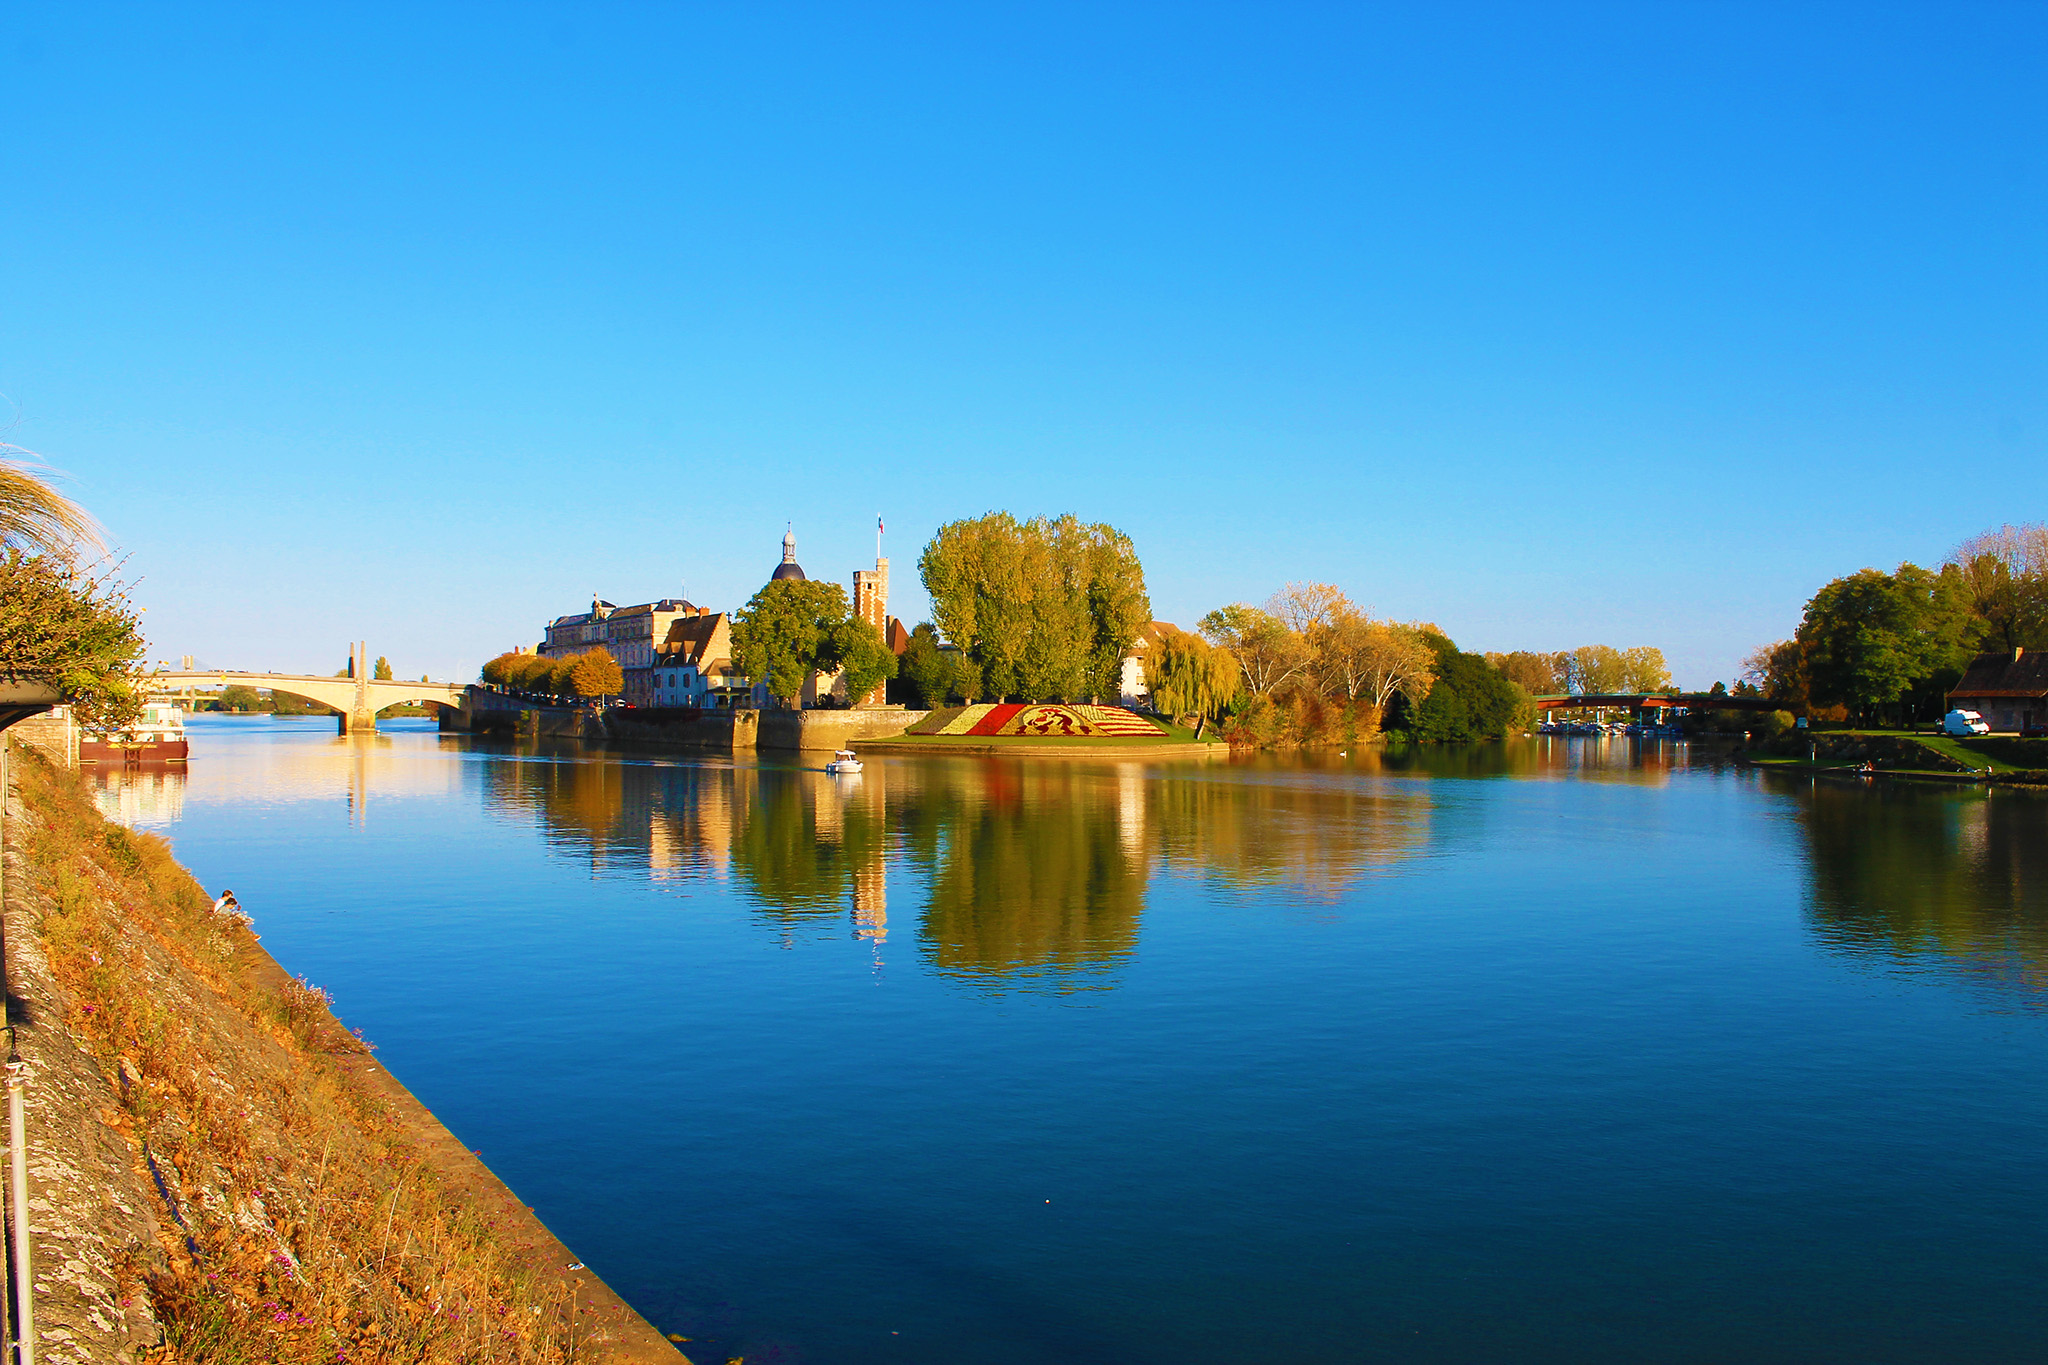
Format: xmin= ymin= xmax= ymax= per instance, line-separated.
xmin=771 ymin=526 xmax=805 ymax=582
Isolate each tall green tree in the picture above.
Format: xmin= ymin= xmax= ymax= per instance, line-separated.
xmin=897 ymin=624 xmax=957 ymax=708
xmin=1399 ymin=632 xmax=1523 ymax=741
xmin=1796 ymin=564 xmax=1978 ymax=724
xmin=920 ymin=512 xmax=1150 ymax=702
xmin=830 ymin=617 xmax=899 ymax=703
xmin=373 ymin=655 xmax=394 ymax=680
xmin=732 ymin=578 xmax=855 ymax=707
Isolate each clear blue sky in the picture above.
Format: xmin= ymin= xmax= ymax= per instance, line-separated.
xmin=5 ymin=4 xmax=2043 ymax=687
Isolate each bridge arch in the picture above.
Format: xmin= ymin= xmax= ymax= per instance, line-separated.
xmin=153 ymin=670 xmax=472 ymax=734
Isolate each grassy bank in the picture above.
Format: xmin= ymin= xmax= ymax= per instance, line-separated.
xmin=5 ymin=746 xmax=673 ymax=1364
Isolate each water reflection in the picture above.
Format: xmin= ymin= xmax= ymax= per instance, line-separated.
xmin=106 ymin=727 xmax=2047 ymax=1006
xmin=1790 ymin=777 xmax=2048 ymax=1004
xmin=457 ymin=748 xmax=1445 ymax=993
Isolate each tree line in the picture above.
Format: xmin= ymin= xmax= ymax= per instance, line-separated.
xmin=480 ymin=648 xmax=626 ymax=702
xmin=1744 ymin=522 xmax=2046 ymax=725
xmin=1147 ymin=583 xmax=1674 ymax=745
xmin=1483 ymin=645 xmax=1672 ymax=697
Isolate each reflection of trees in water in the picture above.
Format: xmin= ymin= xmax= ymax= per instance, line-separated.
xmin=730 ymin=769 xmax=887 ymax=934
xmin=915 ymin=764 xmax=1146 ymax=994
xmin=1798 ymin=781 xmax=2048 ymax=1003
xmin=497 ymin=750 xmax=1447 ymax=994
xmin=1150 ymin=768 xmax=1431 ymax=903
xmin=1236 ymin=740 xmax=1692 ymax=785
xmin=480 ymin=747 xmax=631 ymax=860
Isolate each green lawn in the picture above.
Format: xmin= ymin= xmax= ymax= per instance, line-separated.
xmin=1912 ymin=734 xmax=2018 ymax=771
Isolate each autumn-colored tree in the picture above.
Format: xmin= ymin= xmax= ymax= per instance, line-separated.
xmin=1342 ymin=619 xmax=1438 ymax=735
xmin=546 ymin=654 xmax=581 ymax=697
xmin=508 ymin=654 xmax=556 ymax=692
xmin=1948 ymin=522 xmax=2048 ymax=649
xmin=1485 ymin=651 xmax=1567 ymax=694
xmin=566 ymin=647 xmax=624 ymax=700
xmin=1198 ymin=604 xmax=1310 ymax=696
xmin=1268 ymin=581 xmax=1345 ymax=635
xmin=1617 ymin=646 xmax=1672 ymax=693
xmin=373 ymin=655 xmax=394 ymax=681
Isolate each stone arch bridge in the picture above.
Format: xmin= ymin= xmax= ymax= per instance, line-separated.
xmin=153 ymin=647 xmax=470 ymax=734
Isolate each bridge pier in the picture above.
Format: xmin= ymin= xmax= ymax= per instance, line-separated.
xmin=339 ymin=708 xmax=381 ymax=736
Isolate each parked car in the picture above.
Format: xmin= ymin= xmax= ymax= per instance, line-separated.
xmin=1943 ymin=709 xmax=1991 ymax=737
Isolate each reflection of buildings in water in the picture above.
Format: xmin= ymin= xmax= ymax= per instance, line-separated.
xmin=1798 ymin=783 xmax=2048 ymax=1004
xmin=92 ymin=767 xmax=188 ymax=828
xmin=1116 ymin=764 xmax=1145 ymax=862
xmin=853 ymin=862 xmax=887 ymax=944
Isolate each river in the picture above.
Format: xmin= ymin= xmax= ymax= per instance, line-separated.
xmin=93 ymin=715 xmax=2048 ymax=1363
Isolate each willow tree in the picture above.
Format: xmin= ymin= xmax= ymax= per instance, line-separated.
xmin=1143 ymin=626 xmax=1241 ymax=722
xmin=920 ymin=512 xmax=1150 ymax=702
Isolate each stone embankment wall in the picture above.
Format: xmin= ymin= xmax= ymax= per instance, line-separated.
xmin=452 ymin=690 xmax=927 ymax=753
xmin=1 ymin=742 xmax=682 ymax=1364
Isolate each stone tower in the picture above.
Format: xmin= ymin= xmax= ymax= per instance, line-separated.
xmin=851 ymin=547 xmax=889 ymax=709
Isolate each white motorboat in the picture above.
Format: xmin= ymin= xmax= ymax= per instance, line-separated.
xmin=826 ymin=749 xmax=863 ymax=775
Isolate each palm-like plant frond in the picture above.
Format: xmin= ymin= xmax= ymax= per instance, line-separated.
xmin=0 ymin=443 xmax=103 ymax=553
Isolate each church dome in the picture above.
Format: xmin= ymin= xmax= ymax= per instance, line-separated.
xmin=771 ymin=526 xmax=806 ymax=581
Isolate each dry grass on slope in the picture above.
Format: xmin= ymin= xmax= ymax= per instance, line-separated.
xmin=11 ymin=750 xmax=597 ymax=1365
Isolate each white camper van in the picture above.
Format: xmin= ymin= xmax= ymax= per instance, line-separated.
xmin=1943 ymin=709 xmax=1990 ymax=737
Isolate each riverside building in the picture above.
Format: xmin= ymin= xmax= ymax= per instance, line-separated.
xmin=541 ymin=595 xmax=698 ymax=708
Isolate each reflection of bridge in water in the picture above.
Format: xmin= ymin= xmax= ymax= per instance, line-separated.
xmin=1532 ymin=693 xmax=1781 ymax=716
xmin=154 ymin=643 xmax=470 ymax=733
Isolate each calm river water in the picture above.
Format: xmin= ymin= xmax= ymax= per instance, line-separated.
xmin=95 ymin=716 xmax=2048 ymax=1363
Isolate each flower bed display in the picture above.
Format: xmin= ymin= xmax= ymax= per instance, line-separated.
xmin=905 ymin=703 xmax=1169 ymax=739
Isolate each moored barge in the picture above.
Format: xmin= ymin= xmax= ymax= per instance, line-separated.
xmin=80 ymin=701 xmax=190 ymax=765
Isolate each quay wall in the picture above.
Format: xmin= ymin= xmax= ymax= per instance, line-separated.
xmin=452 ymin=690 xmax=927 ymax=753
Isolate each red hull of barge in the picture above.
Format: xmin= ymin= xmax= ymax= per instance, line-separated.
xmin=80 ymin=736 xmax=190 ymax=765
